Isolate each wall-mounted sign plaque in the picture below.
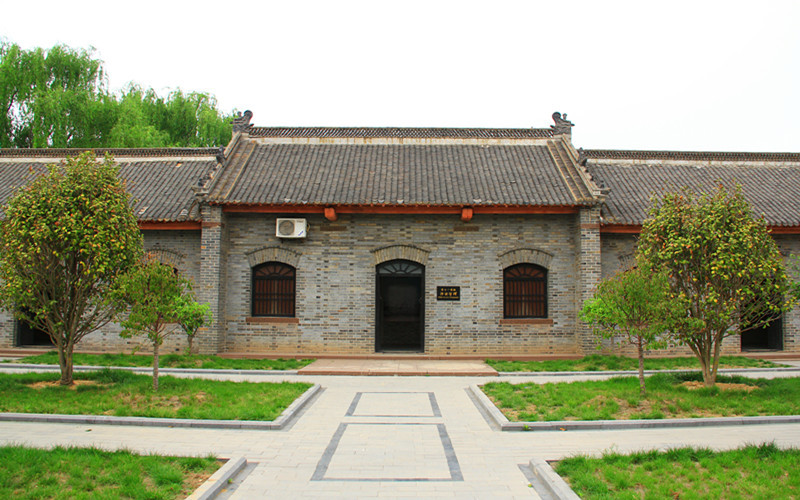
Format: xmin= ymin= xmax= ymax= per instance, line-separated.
xmin=437 ymin=286 xmax=460 ymax=301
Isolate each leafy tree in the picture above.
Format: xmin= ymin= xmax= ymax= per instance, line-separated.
xmin=0 ymin=152 xmax=142 ymax=385
xmin=0 ymin=41 xmax=115 ymax=148
xmin=108 ymin=85 xmax=233 ymax=148
xmin=175 ymin=296 xmax=211 ymax=355
xmin=581 ymin=266 xmax=680 ymax=396
xmin=638 ymin=185 xmax=794 ymax=387
xmin=0 ymin=40 xmax=233 ymax=148
xmin=117 ymin=258 xmax=195 ymax=391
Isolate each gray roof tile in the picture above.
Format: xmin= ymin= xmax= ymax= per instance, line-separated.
xmin=209 ymin=142 xmax=587 ymax=207
xmin=587 ymin=158 xmax=800 ymax=226
xmin=0 ymin=150 xmax=219 ymax=222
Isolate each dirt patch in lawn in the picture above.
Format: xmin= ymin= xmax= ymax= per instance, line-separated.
xmin=680 ymin=381 xmax=759 ymax=392
xmin=27 ymin=380 xmax=103 ymax=390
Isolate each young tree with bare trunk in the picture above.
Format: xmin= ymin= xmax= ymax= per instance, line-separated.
xmin=117 ymin=257 xmax=204 ymax=391
xmin=581 ymin=266 xmax=679 ymax=396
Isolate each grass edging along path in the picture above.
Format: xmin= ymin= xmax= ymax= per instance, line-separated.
xmin=6 ymin=352 xmax=314 ymax=371
xmin=485 ymin=354 xmax=780 ymax=373
xmin=472 ymin=372 xmax=800 ymax=432
xmin=0 ymin=370 xmax=319 ymax=430
xmin=554 ymin=444 xmax=800 ymax=500
xmin=0 ymin=445 xmax=221 ymax=500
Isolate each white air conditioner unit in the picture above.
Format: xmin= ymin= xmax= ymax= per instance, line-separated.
xmin=276 ymin=218 xmax=307 ymax=238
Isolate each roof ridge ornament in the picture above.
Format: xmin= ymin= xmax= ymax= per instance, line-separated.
xmin=232 ymin=110 xmax=254 ymax=133
xmin=551 ymin=112 xmax=574 ymax=136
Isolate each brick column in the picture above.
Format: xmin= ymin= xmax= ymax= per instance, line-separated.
xmin=576 ymin=206 xmax=602 ymax=354
xmin=196 ymin=205 xmax=226 ymax=353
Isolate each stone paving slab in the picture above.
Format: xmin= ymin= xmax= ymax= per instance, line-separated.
xmin=298 ymin=358 xmax=498 ymax=376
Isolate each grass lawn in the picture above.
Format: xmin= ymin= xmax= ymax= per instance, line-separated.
xmin=0 ymin=445 xmax=219 ymax=500
xmin=555 ymin=443 xmax=800 ymax=500
xmin=8 ymin=351 xmax=314 ymax=370
xmin=482 ymin=372 xmax=800 ymax=421
xmin=485 ymin=354 xmax=778 ymax=372
xmin=0 ymin=369 xmax=312 ymax=421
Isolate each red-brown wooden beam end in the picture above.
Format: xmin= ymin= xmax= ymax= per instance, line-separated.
xmin=324 ymin=207 xmax=337 ymax=221
xmin=461 ymin=207 xmax=474 ymax=222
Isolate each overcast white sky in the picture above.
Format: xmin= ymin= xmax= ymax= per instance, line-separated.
xmin=2 ymin=0 xmax=798 ymax=152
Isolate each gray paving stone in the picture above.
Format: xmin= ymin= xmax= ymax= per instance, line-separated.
xmin=1 ymin=367 xmax=800 ymax=498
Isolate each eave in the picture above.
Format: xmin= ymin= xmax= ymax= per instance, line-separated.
xmin=219 ymin=204 xmax=582 ymax=218
xmin=138 ymin=221 xmax=202 ymax=230
xmin=600 ymin=224 xmax=800 ymax=235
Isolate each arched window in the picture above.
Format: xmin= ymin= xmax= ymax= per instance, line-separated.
xmin=504 ymin=264 xmax=547 ymax=318
xmin=252 ymin=262 xmax=296 ymax=317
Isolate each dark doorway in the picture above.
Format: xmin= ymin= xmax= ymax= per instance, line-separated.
xmin=741 ymin=315 xmax=783 ymax=351
xmin=16 ymin=318 xmax=53 ymax=347
xmin=376 ymin=260 xmax=424 ymax=352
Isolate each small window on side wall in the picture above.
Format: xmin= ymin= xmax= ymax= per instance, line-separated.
xmin=252 ymin=262 xmax=295 ymax=317
xmin=504 ymin=263 xmax=547 ymax=318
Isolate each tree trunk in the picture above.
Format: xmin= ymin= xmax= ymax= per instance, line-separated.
xmin=58 ymin=342 xmax=74 ymax=386
xmin=153 ymin=342 xmax=160 ymax=392
xmin=699 ymin=350 xmax=716 ymax=387
xmin=637 ymin=335 xmax=646 ymax=397
xmin=188 ymin=336 xmax=194 ymax=355
xmin=707 ymin=336 xmax=722 ymax=387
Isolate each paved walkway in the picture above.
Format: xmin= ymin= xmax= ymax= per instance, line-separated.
xmin=298 ymin=358 xmax=498 ymax=376
xmin=2 ymin=367 xmax=800 ymax=498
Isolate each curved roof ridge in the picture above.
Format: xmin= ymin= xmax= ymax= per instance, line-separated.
xmin=582 ymin=149 xmax=800 ymax=162
xmin=0 ymin=147 xmax=221 ymax=158
xmin=247 ymin=126 xmax=554 ymax=139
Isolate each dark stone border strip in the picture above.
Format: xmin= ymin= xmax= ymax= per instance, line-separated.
xmin=0 ymin=384 xmax=321 ymax=430
xmin=312 ymin=422 xmax=463 ymax=482
xmin=0 ymin=363 xmax=298 ymax=376
xmin=344 ymin=392 xmax=441 ymax=418
xmin=528 ymin=458 xmax=580 ymax=500
xmin=187 ymin=456 xmax=247 ymax=500
xmin=499 ymin=366 xmax=800 ymax=377
xmin=469 ymin=384 xmax=800 ymax=432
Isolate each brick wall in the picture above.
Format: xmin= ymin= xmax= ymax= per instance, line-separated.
xmin=599 ymin=233 xmax=800 ymax=355
xmin=0 ymin=230 xmax=203 ymax=354
xmin=221 ymin=212 xmax=582 ymax=355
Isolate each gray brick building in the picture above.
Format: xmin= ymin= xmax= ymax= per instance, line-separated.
xmin=1 ymin=113 xmax=799 ymax=356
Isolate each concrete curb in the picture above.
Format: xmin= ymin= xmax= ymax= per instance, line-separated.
xmin=187 ymin=456 xmax=247 ymax=500
xmin=469 ymin=384 xmax=800 ymax=432
xmin=0 ymin=383 xmax=321 ymax=430
xmin=499 ymin=366 xmax=800 ymax=377
xmin=529 ymin=458 xmax=581 ymax=500
xmin=0 ymin=363 xmax=299 ymax=376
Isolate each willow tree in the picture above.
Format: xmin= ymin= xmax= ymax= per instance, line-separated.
xmin=1 ymin=40 xmax=233 ymax=148
xmin=0 ymin=41 xmax=115 ymax=148
xmin=0 ymin=152 xmax=142 ymax=385
xmin=638 ymin=186 xmax=794 ymax=387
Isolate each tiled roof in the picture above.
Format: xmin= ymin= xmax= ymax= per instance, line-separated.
xmin=248 ymin=127 xmax=555 ymax=139
xmin=582 ymin=149 xmax=800 ymax=162
xmin=586 ymin=156 xmax=800 ymax=226
xmin=0 ymin=150 xmax=219 ymax=222
xmin=209 ymin=141 xmax=594 ymax=207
